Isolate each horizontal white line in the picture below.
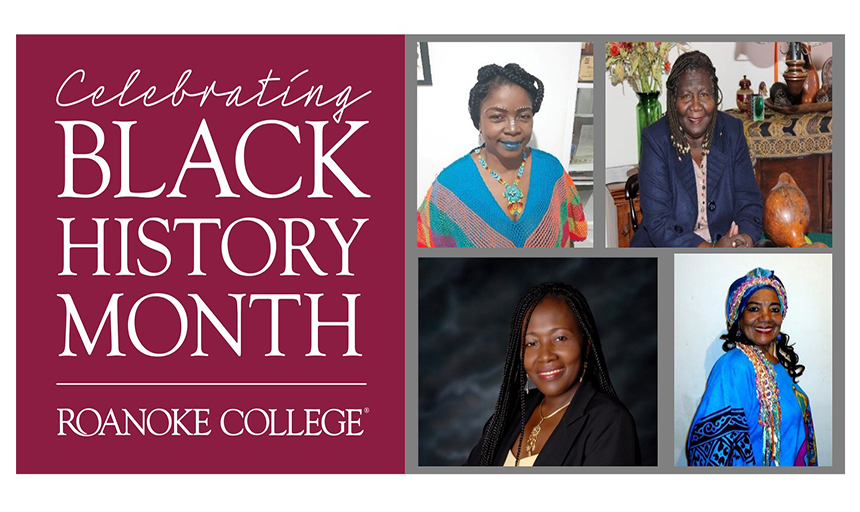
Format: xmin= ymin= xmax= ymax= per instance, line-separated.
xmin=56 ymin=382 xmax=367 ymax=386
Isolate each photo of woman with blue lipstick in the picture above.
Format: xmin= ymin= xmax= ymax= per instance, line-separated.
xmin=417 ymin=63 xmax=587 ymax=248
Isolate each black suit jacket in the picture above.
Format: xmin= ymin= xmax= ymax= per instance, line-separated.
xmin=465 ymin=380 xmax=641 ymax=466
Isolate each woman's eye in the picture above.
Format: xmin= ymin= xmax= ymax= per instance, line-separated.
xmin=489 ymin=115 xmax=502 ymax=121
xmin=555 ymin=336 xmax=567 ymax=342
xmin=770 ymin=306 xmax=781 ymax=313
xmin=525 ymin=340 xmax=537 ymax=347
xmin=747 ymin=306 xmax=759 ymax=312
xmin=519 ymin=114 xmax=532 ymax=120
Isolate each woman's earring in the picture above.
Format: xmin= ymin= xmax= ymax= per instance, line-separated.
xmin=524 ymin=374 xmax=530 ymax=394
xmin=579 ymin=361 xmax=588 ymax=383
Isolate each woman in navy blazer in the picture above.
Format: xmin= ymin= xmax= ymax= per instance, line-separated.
xmin=630 ymin=51 xmax=763 ymax=248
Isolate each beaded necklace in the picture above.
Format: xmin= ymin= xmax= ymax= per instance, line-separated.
xmin=670 ymin=133 xmax=710 ymax=161
xmin=475 ymin=147 xmax=527 ymax=217
xmin=737 ymin=343 xmax=781 ymax=466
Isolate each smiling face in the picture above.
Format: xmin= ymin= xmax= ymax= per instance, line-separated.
xmin=738 ymin=288 xmax=783 ymax=350
xmin=674 ymin=69 xmax=716 ymax=146
xmin=478 ymin=83 xmax=534 ymax=164
xmin=523 ymin=296 xmax=588 ymax=406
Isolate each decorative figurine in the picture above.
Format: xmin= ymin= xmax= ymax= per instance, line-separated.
xmin=736 ymin=75 xmax=753 ymax=112
xmin=770 ymin=82 xmax=792 ymax=107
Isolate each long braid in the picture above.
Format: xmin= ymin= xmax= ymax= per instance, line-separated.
xmin=478 ymin=283 xmax=617 ymax=465
xmin=478 ymin=284 xmax=544 ymax=465
xmin=556 ymin=289 xmax=618 ymax=399
xmin=665 ymin=50 xmax=722 ymax=157
xmin=468 ymin=63 xmax=545 ymax=130
xmin=720 ymin=325 xmax=805 ymax=382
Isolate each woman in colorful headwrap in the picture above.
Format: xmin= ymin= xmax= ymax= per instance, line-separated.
xmin=686 ymin=268 xmax=817 ymax=466
xmin=416 ymin=63 xmax=587 ymax=248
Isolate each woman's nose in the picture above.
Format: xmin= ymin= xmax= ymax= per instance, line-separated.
xmin=538 ymin=343 xmax=556 ymax=360
xmin=504 ymin=117 xmax=520 ymax=133
xmin=690 ymin=97 xmax=703 ymax=111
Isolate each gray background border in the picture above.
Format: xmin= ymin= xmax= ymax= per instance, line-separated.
xmin=405 ymin=34 xmax=844 ymax=474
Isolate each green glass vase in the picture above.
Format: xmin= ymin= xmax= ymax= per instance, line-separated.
xmin=636 ymin=92 xmax=662 ymax=158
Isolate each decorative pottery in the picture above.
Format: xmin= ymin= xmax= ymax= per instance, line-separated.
xmin=635 ymin=92 xmax=661 ymax=157
xmin=783 ymin=59 xmax=806 ymax=100
xmin=783 ymin=42 xmax=806 ymax=100
xmin=801 ymin=50 xmax=820 ymax=104
xmin=736 ymin=75 xmax=753 ymax=112
xmin=751 ymin=82 xmax=767 ymax=121
xmin=763 ymin=173 xmax=810 ymax=247
xmin=751 ymin=94 xmax=765 ymax=121
xmin=819 ymin=57 xmax=833 ymax=102
xmin=821 ymin=57 xmax=832 ymax=90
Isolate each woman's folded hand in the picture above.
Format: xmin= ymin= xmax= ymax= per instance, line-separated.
xmin=712 ymin=222 xmax=753 ymax=248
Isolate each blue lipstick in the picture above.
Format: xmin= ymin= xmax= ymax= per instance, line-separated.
xmin=501 ymin=141 xmax=521 ymax=150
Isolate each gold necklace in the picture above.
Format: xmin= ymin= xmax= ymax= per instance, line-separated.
xmin=525 ymin=399 xmax=571 ymax=457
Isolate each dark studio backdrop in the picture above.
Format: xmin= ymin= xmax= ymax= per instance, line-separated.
xmin=418 ymin=257 xmax=658 ymax=466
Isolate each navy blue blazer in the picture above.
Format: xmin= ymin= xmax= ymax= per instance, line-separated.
xmin=630 ymin=111 xmax=763 ymax=247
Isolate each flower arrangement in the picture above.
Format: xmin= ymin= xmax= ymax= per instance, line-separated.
xmin=606 ymin=42 xmax=688 ymax=93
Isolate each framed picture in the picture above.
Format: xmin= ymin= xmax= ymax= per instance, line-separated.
xmin=417 ymin=42 xmax=432 ymax=85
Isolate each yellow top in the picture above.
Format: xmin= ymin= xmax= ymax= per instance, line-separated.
xmin=503 ymin=450 xmax=538 ymax=467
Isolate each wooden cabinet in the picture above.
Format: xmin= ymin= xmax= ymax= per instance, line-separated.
xmin=755 ymin=154 xmax=832 ymax=233
xmin=725 ymin=108 xmax=832 ymax=234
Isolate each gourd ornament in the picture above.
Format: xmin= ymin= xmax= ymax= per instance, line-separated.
xmin=763 ymin=173 xmax=826 ymax=247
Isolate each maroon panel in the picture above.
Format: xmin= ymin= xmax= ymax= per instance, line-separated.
xmin=17 ymin=35 xmax=405 ymax=474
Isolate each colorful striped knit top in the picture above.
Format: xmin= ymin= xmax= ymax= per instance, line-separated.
xmin=417 ymin=148 xmax=587 ymax=248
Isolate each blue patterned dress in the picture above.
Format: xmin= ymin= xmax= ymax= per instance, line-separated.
xmin=687 ymin=348 xmax=817 ymax=466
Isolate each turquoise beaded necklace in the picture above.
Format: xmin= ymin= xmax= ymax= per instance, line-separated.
xmin=475 ymin=147 xmax=528 ymax=217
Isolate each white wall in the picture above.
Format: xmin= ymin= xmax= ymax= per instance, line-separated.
xmin=604 ymin=42 xmax=834 ymax=171
xmin=416 ymin=42 xmax=581 ymax=206
xmin=674 ymin=254 xmax=833 ymax=466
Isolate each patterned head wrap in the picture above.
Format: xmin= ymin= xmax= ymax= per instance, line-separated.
xmin=725 ymin=268 xmax=788 ymax=328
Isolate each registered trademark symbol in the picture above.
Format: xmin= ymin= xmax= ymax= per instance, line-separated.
xmin=364 ymin=407 xmax=370 ymax=413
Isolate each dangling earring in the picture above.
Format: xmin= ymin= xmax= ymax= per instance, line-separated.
xmin=525 ymin=374 xmax=531 ymax=394
xmin=579 ymin=341 xmax=591 ymax=384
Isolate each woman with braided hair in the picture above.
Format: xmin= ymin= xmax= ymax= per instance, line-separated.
xmin=417 ymin=63 xmax=587 ymax=248
xmin=465 ymin=283 xmax=640 ymax=466
xmin=686 ymin=268 xmax=817 ymax=466
xmin=630 ymin=50 xmax=763 ymax=247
